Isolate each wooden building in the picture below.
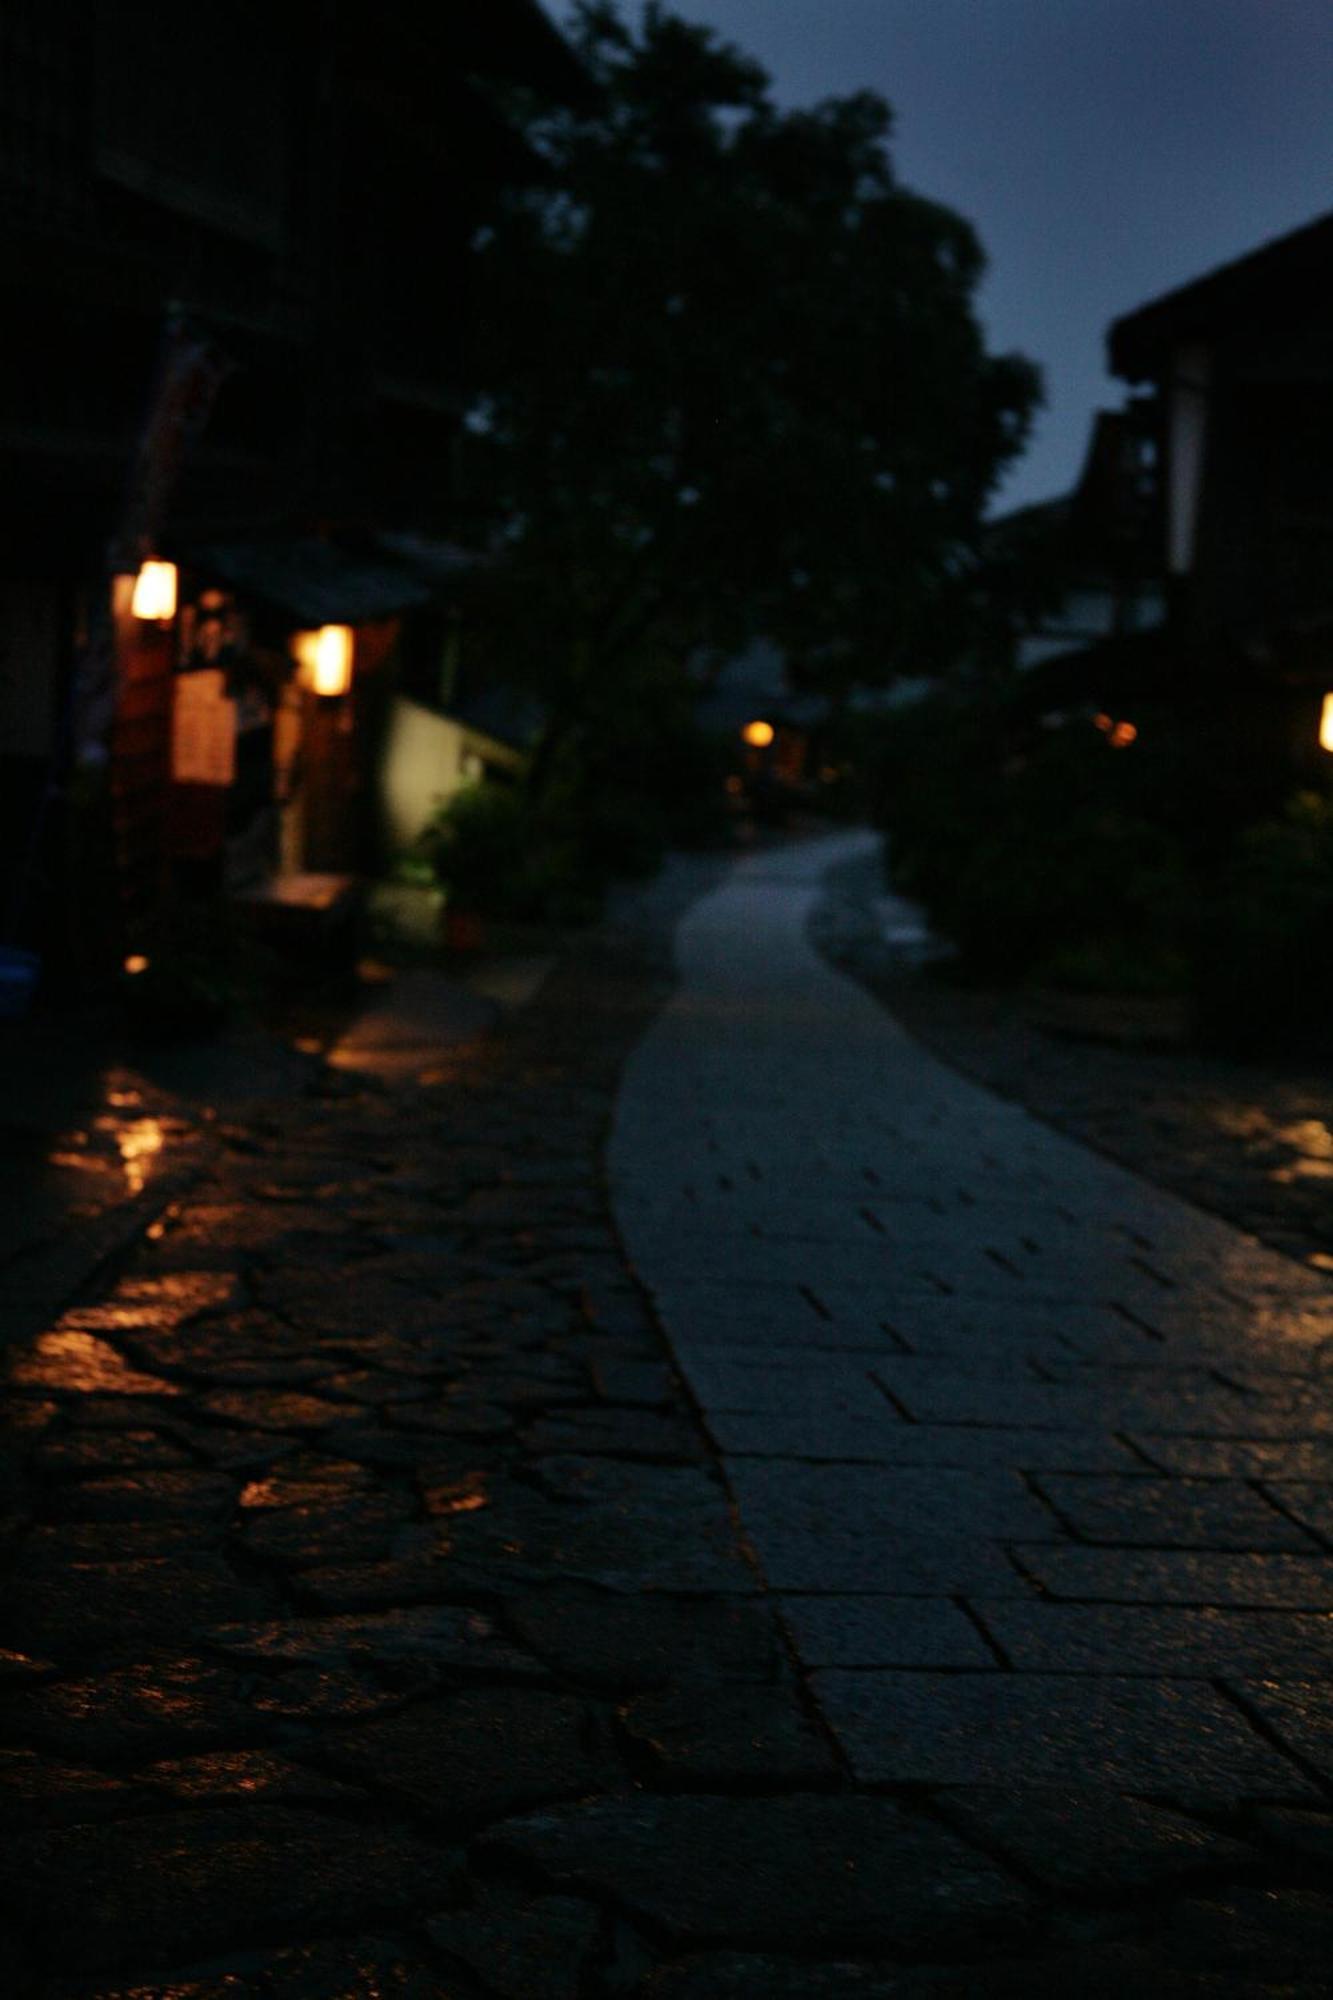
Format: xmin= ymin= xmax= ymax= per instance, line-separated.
xmin=0 ymin=0 xmax=586 ymax=985
xmin=992 ymin=210 xmax=1333 ymax=821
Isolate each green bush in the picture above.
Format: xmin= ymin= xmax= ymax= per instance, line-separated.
xmin=872 ymin=688 xmax=1333 ymax=1051
xmin=416 ymin=775 xmax=609 ymax=926
xmin=418 ymin=697 xmax=730 ymax=926
xmin=417 ymin=782 xmax=551 ymax=921
xmin=1192 ymin=791 xmax=1333 ymax=1053
xmin=1037 ymin=937 xmax=1189 ymax=997
xmin=874 ymin=696 xmax=1190 ymax=985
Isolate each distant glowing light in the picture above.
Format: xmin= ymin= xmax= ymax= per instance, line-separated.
xmin=131 ymin=561 xmax=178 ymax=622
xmin=1108 ymin=721 xmax=1138 ymax=749
xmin=1093 ymin=713 xmax=1113 ymax=733
xmin=742 ymin=719 xmax=775 ymax=748
xmin=123 ymin=954 xmax=150 ymax=976
xmin=1320 ymin=694 xmax=1333 ymax=752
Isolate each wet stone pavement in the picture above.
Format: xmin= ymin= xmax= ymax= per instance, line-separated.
xmin=0 ymin=841 xmax=1331 ymax=1995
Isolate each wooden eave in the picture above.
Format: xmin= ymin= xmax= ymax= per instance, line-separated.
xmin=1109 ymin=208 xmax=1333 ymax=384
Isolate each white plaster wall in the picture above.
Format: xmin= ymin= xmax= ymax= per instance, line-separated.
xmin=379 ymin=694 xmax=468 ymax=852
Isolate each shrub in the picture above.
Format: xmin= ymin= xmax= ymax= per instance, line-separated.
xmin=1037 ymin=937 xmax=1189 ymax=997
xmin=417 ymin=782 xmax=545 ymax=921
xmin=873 ymin=696 xmax=1189 ymax=985
xmin=416 ymin=775 xmax=609 ymax=926
xmin=1192 ymin=791 xmax=1333 ymax=1053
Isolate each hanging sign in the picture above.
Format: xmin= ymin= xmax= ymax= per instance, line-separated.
xmin=171 ymin=668 xmax=236 ymax=785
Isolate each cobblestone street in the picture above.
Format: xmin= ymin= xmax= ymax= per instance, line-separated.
xmin=3 ymin=837 xmax=1333 ymax=1994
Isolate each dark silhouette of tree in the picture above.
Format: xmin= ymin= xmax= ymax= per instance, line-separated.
xmin=463 ymin=0 xmax=1041 ymax=789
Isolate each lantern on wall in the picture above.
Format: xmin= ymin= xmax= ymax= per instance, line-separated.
xmin=741 ymin=719 xmax=775 ymax=748
xmin=292 ymin=626 xmax=354 ymax=698
xmin=1319 ymin=694 xmax=1333 ymax=753
xmin=130 ymin=560 xmax=178 ymax=622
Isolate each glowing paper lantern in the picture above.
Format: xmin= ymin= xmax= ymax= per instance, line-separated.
xmin=1320 ymin=694 xmax=1333 ymax=753
xmin=292 ymin=626 xmax=354 ymax=697
xmin=130 ymin=561 xmax=178 ymax=622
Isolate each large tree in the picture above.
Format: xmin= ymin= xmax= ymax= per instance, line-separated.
xmin=462 ymin=1 xmax=1040 ymax=777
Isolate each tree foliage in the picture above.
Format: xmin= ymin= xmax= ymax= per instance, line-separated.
xmin=463 ymin=1 xmax=1041 ymax=761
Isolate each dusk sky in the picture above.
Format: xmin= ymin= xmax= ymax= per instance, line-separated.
xmin=576 ymin=1 xmax=1333 ymax=514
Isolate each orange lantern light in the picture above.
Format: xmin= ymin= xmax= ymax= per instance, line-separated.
xmin=1320 ymin=694 xmax=1333 ymax=753
xmin=741 ymin=719 xmax=775 ymax=748
xmin=292 ymin=626 xmax=354 ymax=697
xmin=130 ymin=560 xmax=178 ymax=622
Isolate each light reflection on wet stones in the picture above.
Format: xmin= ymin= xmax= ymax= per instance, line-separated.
xmin=257 ymin=1933 xmax=459 ymax=1999
xmin=3 ymin=1554 xmax=266 ymax=1657
xmin=10 ymin=1330 xmax=182 ymax=1399
xmin=48 ymin=1470 xmax=236 ymax=1522
xmin=291 ymin=1554 xmax=464 ymax=1615
xmin=248 ymin=1665 xmax=411 ymax=1725
xmin=30 ymin=1428 xmax=193 ymax=1477
xmin=9 ymin=862 xmax=1333 ymax=1990
xmin=236 ymin=1458 xmax=375 ymax=1511
xmin=139 ymin=1747 xmax=365 ymax=1806
xmin=238 ymin=1496 xmax=411 ymax=1571
xmin=0 ymin=1747 xmax=141 ymax=1830
xmin=197 ymin=1389 xmax=354 ymax=1433
xmin=3 ymin=1658 xmax=267 ymax=1759
xmin=23 ymin=1519 xmax=224 ymax=1561
xmin=200 ymin=1605 xmax=540 ymax=1679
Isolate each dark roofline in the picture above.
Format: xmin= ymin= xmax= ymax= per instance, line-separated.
xmin=1109 ymin=207 xmax=1333 ymax=383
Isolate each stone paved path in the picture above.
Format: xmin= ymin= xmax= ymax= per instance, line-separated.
xmin=3 ymin=837 xmax=1333 ymax=1995
xmin=611 ymin=836 xmax=1333 ymax=1824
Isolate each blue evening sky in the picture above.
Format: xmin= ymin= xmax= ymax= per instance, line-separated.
xmin=576 ymin=1 xmax=1333 ymax=513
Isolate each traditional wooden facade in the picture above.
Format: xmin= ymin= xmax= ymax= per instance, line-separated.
xmin=994 ymin=210 xmax=1333 ymax=813
xmin=0 ymin=0 xmax=586 ymax=984
xmin=1105 ymin=211 xmax=1333 ymax=791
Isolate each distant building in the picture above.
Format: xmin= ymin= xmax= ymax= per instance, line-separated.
xmin=1002 ymin=209 xmax=1333 ymax=801
xmin=694 ymin=638 xmax=906 ymax=818
xmin=0 ymin=1 xmax=587 ymax=984
xmin=987 ymin=407 xmax=1164 ymax=711
xmin=995 ymin=410 xmax=1165 ymax=675
xmin=1109 ymin=208 xmax=1333 ymax=776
